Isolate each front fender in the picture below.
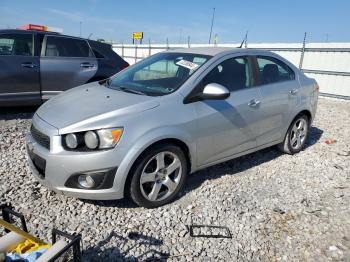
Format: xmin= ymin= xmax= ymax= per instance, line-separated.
xmin=114 ymin=126 xmax=196 ymax=197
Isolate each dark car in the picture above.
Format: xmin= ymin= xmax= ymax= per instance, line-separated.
xmin=0 ymin=28 xmax=129 ymax=106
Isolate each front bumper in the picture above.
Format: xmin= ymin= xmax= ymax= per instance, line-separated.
xmin=25 ymin=118 xmax=126 ymax=200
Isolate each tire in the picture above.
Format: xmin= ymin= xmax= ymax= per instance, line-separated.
xmin=129 ymin=143 xmax=188 ymax=208
xmin=278 ymin=114 xmax=309 ymax=154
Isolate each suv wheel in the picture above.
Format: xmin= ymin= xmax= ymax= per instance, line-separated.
xmin=129 ymin=144 xmax=188 ymax=208
xmin=278 ymin=114 xmax=309 ymax=154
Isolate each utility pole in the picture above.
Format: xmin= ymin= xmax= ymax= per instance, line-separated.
xmin=299 ymin=32 xmax=307 ymax=69
xmin=79 ymin=21 xmax=82 ymax=37
xmin=208 ymin=7 xmax=216 ymax=44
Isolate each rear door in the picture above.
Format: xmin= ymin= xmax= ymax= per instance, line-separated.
xmin=40 ymin=35 xmax=97 ymax=100
xmin=253 ymin=55 xmax=298 ymax=146
xmin=0 ymin=32 xmax=41 ymax=105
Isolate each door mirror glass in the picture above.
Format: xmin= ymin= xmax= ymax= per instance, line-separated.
xmin=183 ymin=83 xmax=230 ymax=104
xmin=203 ymin=83 xmax=230 ymax=99
xmin=202 ymin=83 xmax=230 ymax=100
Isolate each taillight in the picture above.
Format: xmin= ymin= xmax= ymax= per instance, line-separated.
xmin=120 ymin=62 xmax=129 ymax=71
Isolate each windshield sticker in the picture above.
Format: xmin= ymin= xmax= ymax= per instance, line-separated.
xmin=176 ymin=59 xmax=199 ymax=70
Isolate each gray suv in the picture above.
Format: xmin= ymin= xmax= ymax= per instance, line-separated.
xmin=0 ymin=29 xmax=128 ymax=106
xmin=26 ymin=47 xmax=319 ymax=208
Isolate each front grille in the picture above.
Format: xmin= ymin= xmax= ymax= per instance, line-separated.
xmin=31 ymin=125 xmax=50 ymax=150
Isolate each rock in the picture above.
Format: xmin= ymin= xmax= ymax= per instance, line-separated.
xmin=1 ymin=98 xmax=350 ymax=261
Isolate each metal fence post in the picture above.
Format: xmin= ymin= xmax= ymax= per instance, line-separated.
xmin=121 ymin=42 xmax=124 ymax=58
xmin=187 ymin=36 xmax=191 ymax=48
xmin=299 ymin=32 xmax=307 ymax=69
xmin=148 ymin=39 xmax=151 ymax=57
xmin=166 ymin=38 xmax=169 ymax=50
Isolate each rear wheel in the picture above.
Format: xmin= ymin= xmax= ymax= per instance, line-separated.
xmin=129 ymin=144 xmax=188 ymax=208
xmin=278 ymin=114 xmax=309 ymax=154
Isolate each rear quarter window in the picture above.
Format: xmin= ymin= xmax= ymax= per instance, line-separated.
xmin=92 ymin=48 xmax=105 ymax=58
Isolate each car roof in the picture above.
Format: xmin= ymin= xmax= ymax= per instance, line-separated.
xmin=168 ymin=46 xmax=271 ymax=57
xmin=0 ymin=29 xmax=60 ymax=35
xmin=0 ymin=29 xmax=97 ymax=41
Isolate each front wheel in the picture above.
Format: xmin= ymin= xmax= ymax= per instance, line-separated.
xmin=129 ymin=144 xmax=188 ymax=208
xmin=278 ymin=114 xmax=309 ymax=154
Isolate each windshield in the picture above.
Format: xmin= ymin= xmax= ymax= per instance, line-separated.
xmin=108 ymin=52 xmax=211 ymax=96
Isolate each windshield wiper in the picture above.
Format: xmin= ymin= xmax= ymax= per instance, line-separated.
xmin=118 ymin=86 xmax=147 ymax=95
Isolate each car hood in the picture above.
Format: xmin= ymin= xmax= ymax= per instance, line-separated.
xmin=36 ymin=83 xmax=160 ymax=133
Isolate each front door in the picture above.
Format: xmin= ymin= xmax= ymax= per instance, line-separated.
xmin=0 ymin=33 xmax=41 ymax=105
xmin=193 ymin=56 xmax=263 ymax=166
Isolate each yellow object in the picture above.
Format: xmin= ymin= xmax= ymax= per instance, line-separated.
xmin=0 ymin=232 xmax=25 ymax=253
xmin=0 ymin=219 xmax=49 ymax=253
xmin=11 ymin=239 xmax=50 ymax=254
xmin=132 ymin=32 xmax=143 ymax=40
xmin=111 ymin=129 xmax=123 ymax=143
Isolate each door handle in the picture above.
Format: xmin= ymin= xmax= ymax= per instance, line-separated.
xmin=248 ymin=99 xmax=261 ymax=108
xmin=289 ymin=88 xmax=298 ymax=95
xmin=80 ymin=62 xmax=94 ymax=68
xmin=21 ymin=62 xmax=37 ymax=68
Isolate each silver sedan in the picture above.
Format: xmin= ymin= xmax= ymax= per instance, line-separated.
xmin=26 ymin=47 xmax=319 ymax=208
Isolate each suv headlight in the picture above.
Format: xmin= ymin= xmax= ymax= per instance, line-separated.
xmin=63 ymin=128 xmax=123 ymax=151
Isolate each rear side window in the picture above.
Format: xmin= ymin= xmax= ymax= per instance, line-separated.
xmin=257 ymin=56 xmax=295 ymax=84
xmin=0 ymin=34 xmax=33 ymax=56
xmin=202 ymin=56 xmax=253 ymax=92
xmin=45 ymin=36 xmax=92 ymax=57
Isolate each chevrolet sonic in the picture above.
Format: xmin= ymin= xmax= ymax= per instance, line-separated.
xmin=26 ymin=47 xmax=319 ymax=208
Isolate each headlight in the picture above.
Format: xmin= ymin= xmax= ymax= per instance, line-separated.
xmin=65 ymin=133 xmax=78 ymax=149
xmin=63 ymin=128 xmax=123 ymax=151
xmin=84 ymin=131 xmax=99 ymax=149
xmin=97 ymin=128 xmax=123 ymax=149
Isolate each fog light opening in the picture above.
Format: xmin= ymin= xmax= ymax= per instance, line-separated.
xmin=78 ymin=174 xmax=95 ymax=189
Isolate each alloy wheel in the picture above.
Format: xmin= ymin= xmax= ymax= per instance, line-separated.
xmin=290 ymin=118 xmax=308 ymax=150
xmin=139 ymin=151 xmax=182 ymax=202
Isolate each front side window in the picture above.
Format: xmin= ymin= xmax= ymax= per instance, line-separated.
xmin=201 ymin=56 xmax=252 ymax=92
xmin=257 ymin=56 xmax=295 ymax=84
xmin=45 ymin=36 xmax=91 ymax=57
xmin=108 ymin=52 xmax=211 ymax=96
xmin=0 ymin=34 xmax=33 ymax=56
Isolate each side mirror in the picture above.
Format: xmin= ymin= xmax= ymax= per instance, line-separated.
xmin=202 ymin=83 xmax=230 ymax=100
xmin=183 ymin=83 xmax=230 ymax=104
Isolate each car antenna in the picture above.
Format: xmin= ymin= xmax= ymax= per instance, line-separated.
xmin=238 ymin=31 xmax=248 ymax=48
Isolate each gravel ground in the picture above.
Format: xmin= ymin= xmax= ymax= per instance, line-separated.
xmin=0 ymin=97 xmax=350 ymax=261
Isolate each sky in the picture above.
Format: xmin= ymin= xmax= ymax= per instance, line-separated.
xmin=0 ymin=0 xmax=349 ymax=44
